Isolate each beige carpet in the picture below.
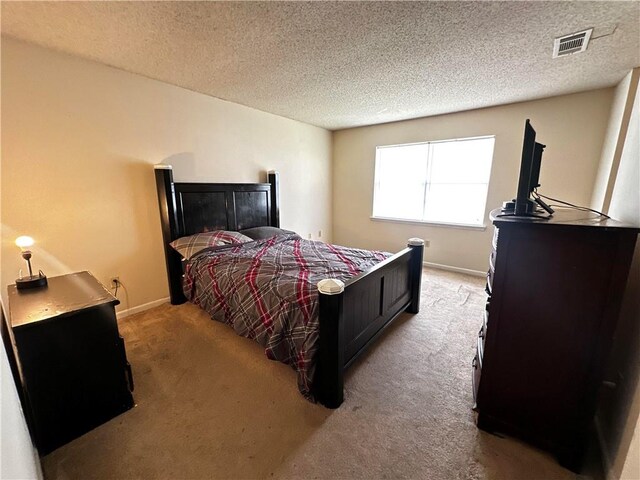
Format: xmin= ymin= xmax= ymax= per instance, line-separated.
xmin=42 ymin=269 xmax=598 ymax=480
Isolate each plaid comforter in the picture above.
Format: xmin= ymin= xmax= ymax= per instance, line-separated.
xmin=183 ymin=234 xmax=389 ymax=399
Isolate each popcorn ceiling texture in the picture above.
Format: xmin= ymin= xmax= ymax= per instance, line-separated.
xmin=1 ymin=1 xmax=638 ymax=130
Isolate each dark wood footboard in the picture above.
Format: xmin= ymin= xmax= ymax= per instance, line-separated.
xmin=314 ymin=239 xmax=424 ymax=408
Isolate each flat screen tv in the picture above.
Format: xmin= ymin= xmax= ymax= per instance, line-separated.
xmin=501 ymin=119 xmax=554 ymax=218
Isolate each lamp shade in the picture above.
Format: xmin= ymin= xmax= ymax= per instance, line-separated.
xmin=15 ymin=236 xmax=35 ymax=249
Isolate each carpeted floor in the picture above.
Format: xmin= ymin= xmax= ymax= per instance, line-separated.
xmin=42 ymin=268 xmax=599 ymax=479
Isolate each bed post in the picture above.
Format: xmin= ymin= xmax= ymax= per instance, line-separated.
xmin=315 ymin=279 xmax=345 ymax=409
xmin=154 ymin=165 xmax=187 ymax=305
xmin=407 ymin=238 xmax=425 ymax=314
xmin=267 ymin=170 xmax=280 ymax=228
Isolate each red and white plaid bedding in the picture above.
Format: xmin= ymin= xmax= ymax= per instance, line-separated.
xmin=183 ymin=233 xmax=389 ymax=399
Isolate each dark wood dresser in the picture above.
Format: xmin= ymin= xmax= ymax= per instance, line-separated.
xmin=473 ymin=208 xmax=639 ymax=472
xmin=8 ymin=271 xmax=134 ymax=455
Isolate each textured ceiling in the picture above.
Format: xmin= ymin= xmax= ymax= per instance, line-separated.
xmin=2 ymin=1 xmax=639 ymax=130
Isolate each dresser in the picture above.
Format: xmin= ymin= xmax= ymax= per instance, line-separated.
xmin=8 ymin=271 xmax=134 ymax=455
xmin=473 ymin=208 xmax=639 ymax=472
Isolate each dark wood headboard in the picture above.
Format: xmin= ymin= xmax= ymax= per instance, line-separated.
xmin=154 ymin=165 xmax=280 ymax=304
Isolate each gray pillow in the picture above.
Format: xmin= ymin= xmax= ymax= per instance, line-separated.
xmin=239 ymin=226 xmax=296 ymax=240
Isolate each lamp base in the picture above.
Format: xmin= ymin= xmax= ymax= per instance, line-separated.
xmin=16 ymin=273 xmax=48 ymax=290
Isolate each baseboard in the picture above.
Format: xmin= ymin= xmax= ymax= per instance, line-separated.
xmin=424 ymin=261 xmax=485 ymax=278
xmin=116 ymin=297 xmax=170 ymax=319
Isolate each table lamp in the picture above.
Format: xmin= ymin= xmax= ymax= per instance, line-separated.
xmin=15 ymin=236 xmax=48 ymax=290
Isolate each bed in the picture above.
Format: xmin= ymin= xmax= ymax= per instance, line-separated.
xmin=154 ymin=165 xmax=424 ymax=408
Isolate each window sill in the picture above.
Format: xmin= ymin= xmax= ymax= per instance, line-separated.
xmin=370 ymin=216 xmax=487 ymax=231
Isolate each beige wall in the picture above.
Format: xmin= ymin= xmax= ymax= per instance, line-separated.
xmin=595 ymin=70 xmax=640 ymax=480
xmin=0 ymin=100 xmax=42 ymax=478
xmin=332 ymin=89 xmax=614 ymax=272
xmin=1 ymin=38 xmax=332 ymax=312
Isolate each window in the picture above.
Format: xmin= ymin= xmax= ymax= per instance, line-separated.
xmin=372 ymin=136 xmax=495 ymax=227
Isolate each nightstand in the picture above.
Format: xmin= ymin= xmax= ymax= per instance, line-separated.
xmin=8 ymin=271 xmax=134 ymax=455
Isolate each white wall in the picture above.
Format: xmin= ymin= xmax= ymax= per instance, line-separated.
xmin=596 ymin=70 xmax=640 ymax=480
xmin=591 ymin=70 xmax=640 ymax=212
xmin=1 ymin=38 xmax=332 ymax=312
xmin=609 ymin=72 xmax=640 ymax=222
xmin=332 ymin=89 xmax=613 ymax=272
xmin=1 ymin=339 xmax=41 ymax=480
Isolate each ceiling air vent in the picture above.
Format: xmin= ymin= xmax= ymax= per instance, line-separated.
xmin=553 ymin=29 xmax=593 ymax=58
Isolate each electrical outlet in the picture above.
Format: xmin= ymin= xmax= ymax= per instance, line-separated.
xmin=424 ymin=240 xmax=431 ymax=247
xmin=307 ymin=233 xmax=312 ymax=239
xmin=110 ymin=276 xmax=120 ymax=287
xmin=318 ymin=230 xmax=322 ymax=238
